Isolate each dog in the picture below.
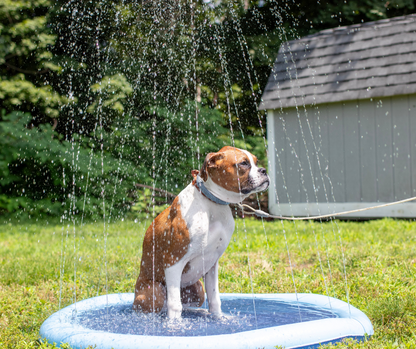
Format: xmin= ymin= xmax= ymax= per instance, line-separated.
xmin=133 ymin=146 xmax=270 ymax=318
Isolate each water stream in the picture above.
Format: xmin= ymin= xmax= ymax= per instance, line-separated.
xmin=54 ymin=0 xmax=353 ymax=335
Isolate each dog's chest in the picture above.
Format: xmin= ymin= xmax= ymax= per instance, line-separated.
xmin=202 ymin=219 xmax=233 ymax=258
xmin=181 ymin=218 xmax=233 ymax=286
xmin=178 ymin=184 xmax=235 ymax=285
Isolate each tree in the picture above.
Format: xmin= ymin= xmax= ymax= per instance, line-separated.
xmin=0 ymin=0 xmax=230 ymax=217
xmin=0 ymin=0 xmax=67 ymax=122
xmin=1 ymin=0 xmax=415 ymax=217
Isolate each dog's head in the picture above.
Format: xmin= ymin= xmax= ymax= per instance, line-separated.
xmin=200 ymin=146 xmax=270 ymax=203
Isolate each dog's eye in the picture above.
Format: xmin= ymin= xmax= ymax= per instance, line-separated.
xmin=239 ymin=160 xmax=250 ymax=168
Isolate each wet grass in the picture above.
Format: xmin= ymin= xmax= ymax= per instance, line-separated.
xmin=0 ymin=216 xmax=415 ymax=348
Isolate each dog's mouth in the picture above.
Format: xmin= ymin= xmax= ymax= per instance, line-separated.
xmin=258 ymin=179 xmax=270 ymax=190
xmin=241 ymin=178 xmax=270 ymax=195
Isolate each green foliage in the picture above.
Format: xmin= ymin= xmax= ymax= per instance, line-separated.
xmin=0 ymin=0 xmax=55 ymax=63
xmin=1 ymin=0 xmax=416 ymax=219
xmin=104 ymin=98 xmax=228 ymax=194
xmin=0 ymin=111 xmax=65 ymax=214
xmin=0 ymin=111 xmax=138 ymax=217
xmin=131 ymin=188 xmax=169 ymax=216
xmin=88 ymin=74 xmax=133 ymax=118
xmin=0 ymin=102 xmax=228 ymax=217
xmin=285 ymin=0 xmax=416 ymax=36
xmin=0 ymin=0 xmax=67 ymax=119
xmin=0 ymin=74 xmax=68 ymax=118
xmin=0 ymin=0 xmax=232 ymax=217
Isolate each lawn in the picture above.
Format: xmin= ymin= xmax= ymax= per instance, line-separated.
xmin=0 ymin=216 xmax=415 ymax=348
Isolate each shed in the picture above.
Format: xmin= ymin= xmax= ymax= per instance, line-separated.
xmin=260 ymin=14 xmax=416 ymax=218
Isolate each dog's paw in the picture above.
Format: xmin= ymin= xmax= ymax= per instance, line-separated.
xmin=167 ymin=305 xmax=182 ymax=319
xmin=209 ymin=311 xmax=225 ymax=319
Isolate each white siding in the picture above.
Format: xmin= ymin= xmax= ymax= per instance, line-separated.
xmin=267 ymin=94 xmax=416 ymax=218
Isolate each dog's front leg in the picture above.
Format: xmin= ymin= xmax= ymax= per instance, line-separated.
xmin=165 ymin=261 xmax=185 ymax=319
xmin=205 ymin=260 xmax=222 ymax=316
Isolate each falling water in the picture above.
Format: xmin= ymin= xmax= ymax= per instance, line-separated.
xmin=47 ymin=0 xmax=358 ymax=336
xmin=218 ymin=3 xmax=306 ymax=320
xmin=265 ymin=2 xmax=356 ymax=313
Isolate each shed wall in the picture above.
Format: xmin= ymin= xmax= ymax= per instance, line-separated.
xmin=267 ymin=95 xmax=416 ymax=218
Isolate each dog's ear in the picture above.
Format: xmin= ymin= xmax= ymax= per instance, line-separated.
xmin=200 ymin=152 xmax=224 ymax=181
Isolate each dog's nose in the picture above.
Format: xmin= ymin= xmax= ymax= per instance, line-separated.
xmin=258 ymin=167 xmax=267 ymax=175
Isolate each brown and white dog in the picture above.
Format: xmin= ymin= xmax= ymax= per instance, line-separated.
xmin=133 ymin=146 xmax=269 ymax=318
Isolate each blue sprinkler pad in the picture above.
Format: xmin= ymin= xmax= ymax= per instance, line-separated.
xmin=40 ymin=293 xmax=373 ymax=349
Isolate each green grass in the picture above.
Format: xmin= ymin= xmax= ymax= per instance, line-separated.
xmin=1 ymin=216 xmax=415 ymax=348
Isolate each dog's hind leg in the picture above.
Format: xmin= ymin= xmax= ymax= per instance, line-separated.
xmin=181 ymin=280 xmax=205 ymax=308
xmin=133 ymin=276 xmax=166 ymax=313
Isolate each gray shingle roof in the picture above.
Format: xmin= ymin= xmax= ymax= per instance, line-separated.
xmin=260 ymin=14 xmax=416 ymax=110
